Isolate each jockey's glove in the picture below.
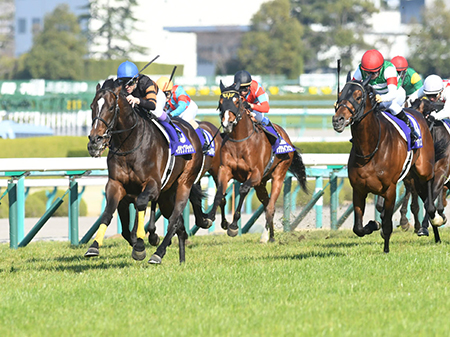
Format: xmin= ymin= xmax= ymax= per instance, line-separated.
xmin=375 ymin=94 xmax=383 ymax=103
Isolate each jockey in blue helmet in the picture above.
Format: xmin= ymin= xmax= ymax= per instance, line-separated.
xmin=115 ymin=60 xmax=178 ymax=143
xmin=115 ymin=60 xmax=167 ymax=122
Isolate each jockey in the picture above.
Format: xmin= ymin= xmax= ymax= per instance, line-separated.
xmin=409 ymin=74 xmax=450 ymax=120
xmin=233 ymin=70 xmax=280 ymax=140
xmin=352 ymin=49 xmax=418 ymax=142
xmin=390 ymin=55 xmax=423 ymax=106
xmin=115 ymin=61 xmax=179 ymax=146
xmin=156 ymin=76 xmax=207 ymax=150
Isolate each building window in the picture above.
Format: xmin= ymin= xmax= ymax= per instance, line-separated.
xmin=18 ymin=18 xmax=26 ymax=34
xmin=32 ymin=18 xmax=41 ymax=35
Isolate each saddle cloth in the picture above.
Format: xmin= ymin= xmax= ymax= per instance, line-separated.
xmin=152 ymin=119 xmax=196 ymax=156
xmin=196 ymin=128 xmax=216 ymax=157
xmin=262 ymin=124 xmax=295 ymax=154
xmin=381 ymin=111 xmax=423 ymax=151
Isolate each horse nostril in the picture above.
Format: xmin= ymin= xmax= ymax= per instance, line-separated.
xmin=96 ymin=136 xmax=103 ymax=142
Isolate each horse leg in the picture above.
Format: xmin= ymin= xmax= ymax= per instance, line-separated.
xmin=437 ymin=189 xmax=447 ymax=224
xmin=352 ymin=189 xmax=377 ymax=237
xmin=190 ymin=183 xmax=213 ymax=229
xmin=426 ymin=179 xmax=444 ymax=227
xmin=379 ymin=186 xmax=397 ymax=253
xmin=132 ymin=184 xmax=160 ymax=261
xmin=176 ymin=217 xmax=188 ymax=264
xmin=219 ymin=195 xmax=229 ymax=230
xmin=408 ymin=189 xmax=422 ymax=234
xmin=227 ymin=179 xmax=255 ymax=238
xmin=117 ymin=199 xmax=134 ymax=247
xmin=207 ymin=167 xmax=232 ymax=225
xmin=148 ymin=201 xmax=160 ymax=247
xmin=85 ymin=181 xmax=125 ymax=257
xmin=399 ymin=190 xmax=410 ymax=231
xmin=376 ymin=196 xmax=384 ymax=213
xmin=149 ymin=185 xmax=191 ymax=264
xmin=254 ymin=184 xmax=271 ymax=243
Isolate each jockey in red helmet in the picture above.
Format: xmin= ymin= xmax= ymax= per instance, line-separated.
xmin=390 ymin=56 xmax=423 ymax=105
xmin=352 ymin=49 xmax=418 ymax=142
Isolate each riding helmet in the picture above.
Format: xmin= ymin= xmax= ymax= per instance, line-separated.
xmin=423 ymin=74 xmax=443 ymax=95
xmin=361 ymin=49 xmax=384 ymax=72
xmin=156 ymin=76 xmax=174 ymax=92
xmin=234 ymin=70 xmax=252 ymax=87
xmin=390 ymin=56 xmax=408 ymax=72
xmin=117 ymin=61 xmax=139 ymax=79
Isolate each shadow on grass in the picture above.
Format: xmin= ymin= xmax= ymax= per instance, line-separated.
xmin=269 ymin=250 xmax=346 ymax=260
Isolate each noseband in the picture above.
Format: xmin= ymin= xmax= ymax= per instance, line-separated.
xmin=336 ymin=80 xmax=377 ymax=124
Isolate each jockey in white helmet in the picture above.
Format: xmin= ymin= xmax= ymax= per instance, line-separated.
xmin=408 ymin=74 xmax=450 ymax=119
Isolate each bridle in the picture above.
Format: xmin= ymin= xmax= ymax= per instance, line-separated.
xmin=91 ymin=87 xmax=143 ymax=156
xmin=336 ymin=79 xmax=381 ymax=159
xmin=219 ymin=89 xmax=255 ymax=142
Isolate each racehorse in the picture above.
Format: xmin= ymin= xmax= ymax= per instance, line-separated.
xmin=206 ymin=82 xmax=308 ymax=243
xmin=398 ymin=98 xmax=450 ymax=242
xmin=85 ymin=79 xmax=205 ymax=264
xmin=332 ymin=77 xmax=442 ymax=253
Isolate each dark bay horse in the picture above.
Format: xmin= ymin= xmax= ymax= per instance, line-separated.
xmin=399 ymin=98 xmax=450 ymax=242
xmin=85 ymin=79 xmax=204 ymax=264
xmin=332 ymin=78 xmax=441 ymax=253
xmin=206 ymin=82 xmax=308 ymax=243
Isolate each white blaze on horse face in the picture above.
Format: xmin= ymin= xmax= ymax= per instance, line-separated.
xmin=223 ymin=110 xmax=231 ymax=127
xmin=94 ymin=97 xmax=105 ymax=128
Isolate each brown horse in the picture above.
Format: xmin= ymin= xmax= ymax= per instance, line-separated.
xmin=332 ymin=77 xmax=442 ymax=253
xmin=206 ymin=82 xmax=308 ymax=242
xmin=85 ymin=79 xmax=204 ymax=264
xmin=398 ymin=98 xmax=450 ymax=242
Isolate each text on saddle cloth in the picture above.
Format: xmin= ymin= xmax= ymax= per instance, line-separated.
xmin=381 ymin=111 xmax=423 ymax=151
xmin=263 ymin=124 xmax=295 ymax=154
xmin=151 ymin=119 xmax=196 ymax=156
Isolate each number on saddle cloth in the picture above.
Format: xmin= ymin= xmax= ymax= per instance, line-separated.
xmin=155 ymin=120 xmax=196 ymax=156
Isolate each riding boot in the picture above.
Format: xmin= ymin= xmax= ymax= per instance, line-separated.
xmin=195 ymin=127 xmax=209 ymax=153
xmin=261 ymin=118 xmax=280 ymax=146
xmin=396 ymin=110 xmax=419 ymax=143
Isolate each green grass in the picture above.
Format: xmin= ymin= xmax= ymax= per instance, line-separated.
xmin=1 ymin=230 xmax=449 ymax=336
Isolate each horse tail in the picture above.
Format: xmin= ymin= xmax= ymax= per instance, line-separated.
xmin=189 ymin=182 xmax=207 ymax=217
xmin=288 ymin=148 xmax=309 ymax=194
xmin=434 ymin=136 xmax=450 ymax=162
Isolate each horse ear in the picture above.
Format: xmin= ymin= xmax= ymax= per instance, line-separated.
xmin=362 ymin=76 xmax=371 ymax=87
xmin=346 ymin=71 xmax=352 ymax=82
xmin=96 ymin=83 xmax=101 ymax=91
xmin=220 ymin=80 xmax=225 ymax=93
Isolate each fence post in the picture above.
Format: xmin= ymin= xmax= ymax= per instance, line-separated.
xmin=330 ymin=170 xmax=338 ymax=230
xmin=315 ymin=176 xmax=323 ymax=228
xmin=68 ymin=177 xmax=79 ymax=245
xmin=283 ymin=176 xmax=292 ymax=231
xmin=17 ymin=175 xmax=25 ymax=242
xmin=8 ymin=180 xmax=18 ymax=249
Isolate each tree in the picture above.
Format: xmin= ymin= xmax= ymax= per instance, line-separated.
xmin=236 ymin=0 xmax=304 ymax=78
xmin=22 ymin=4 xmax=87 ymax=80
xmin=291 ymin=0 xmax=378 ymax=73
xmin=80 ymin=0 xmax=146 ymax=60
xmin=408 ymin=0 xmax=450 ymax=77
xmin=0 ymin=0 xmax=14 ymax=79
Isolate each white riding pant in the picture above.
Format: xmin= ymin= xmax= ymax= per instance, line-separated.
xmin=152 ymin=89 xmax=167 ymax=119
xmin=177 ymin=100 xmax=198 ymax=122
xmin=379 ymin=86 xmax=406 ymax=115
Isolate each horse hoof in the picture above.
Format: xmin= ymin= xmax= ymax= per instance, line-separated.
xmin=431 ymin=214 xmax=444 ymax=227
xmin=417 ymin=227 xmax=429 ymax=237
xmin=84 ymin=247 xmax=99 ymax=257
xmin=227 ymin=224 xmax=239 ymax=237
xmin=148 ymin=233 xmax=160 ymax=247
xmin=221 ymin=221 xmax=229 ymax=230
xmin=199 ymin=218 xmax=213 ymax=229
xmin=148 ymin=254 xmax=162 ymax=264
xmin=400 ymin=221 xmax=410 ymax=232
xmin=131 ymin=239 xmax=146 ymax=261
xmin=442 ymin=215 xmax=447 ymax=225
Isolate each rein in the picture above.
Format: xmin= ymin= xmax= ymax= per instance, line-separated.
xmin=93 ymin=88 xmax=144 ymax=156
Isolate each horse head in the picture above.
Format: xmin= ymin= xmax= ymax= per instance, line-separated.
xmin=333 ymin=76 xmax=373 ymax=132
xmin=218 ymin=80 xmax=244 ymax=134
xmin=87 ymin=80 xmax=122 ymax=157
